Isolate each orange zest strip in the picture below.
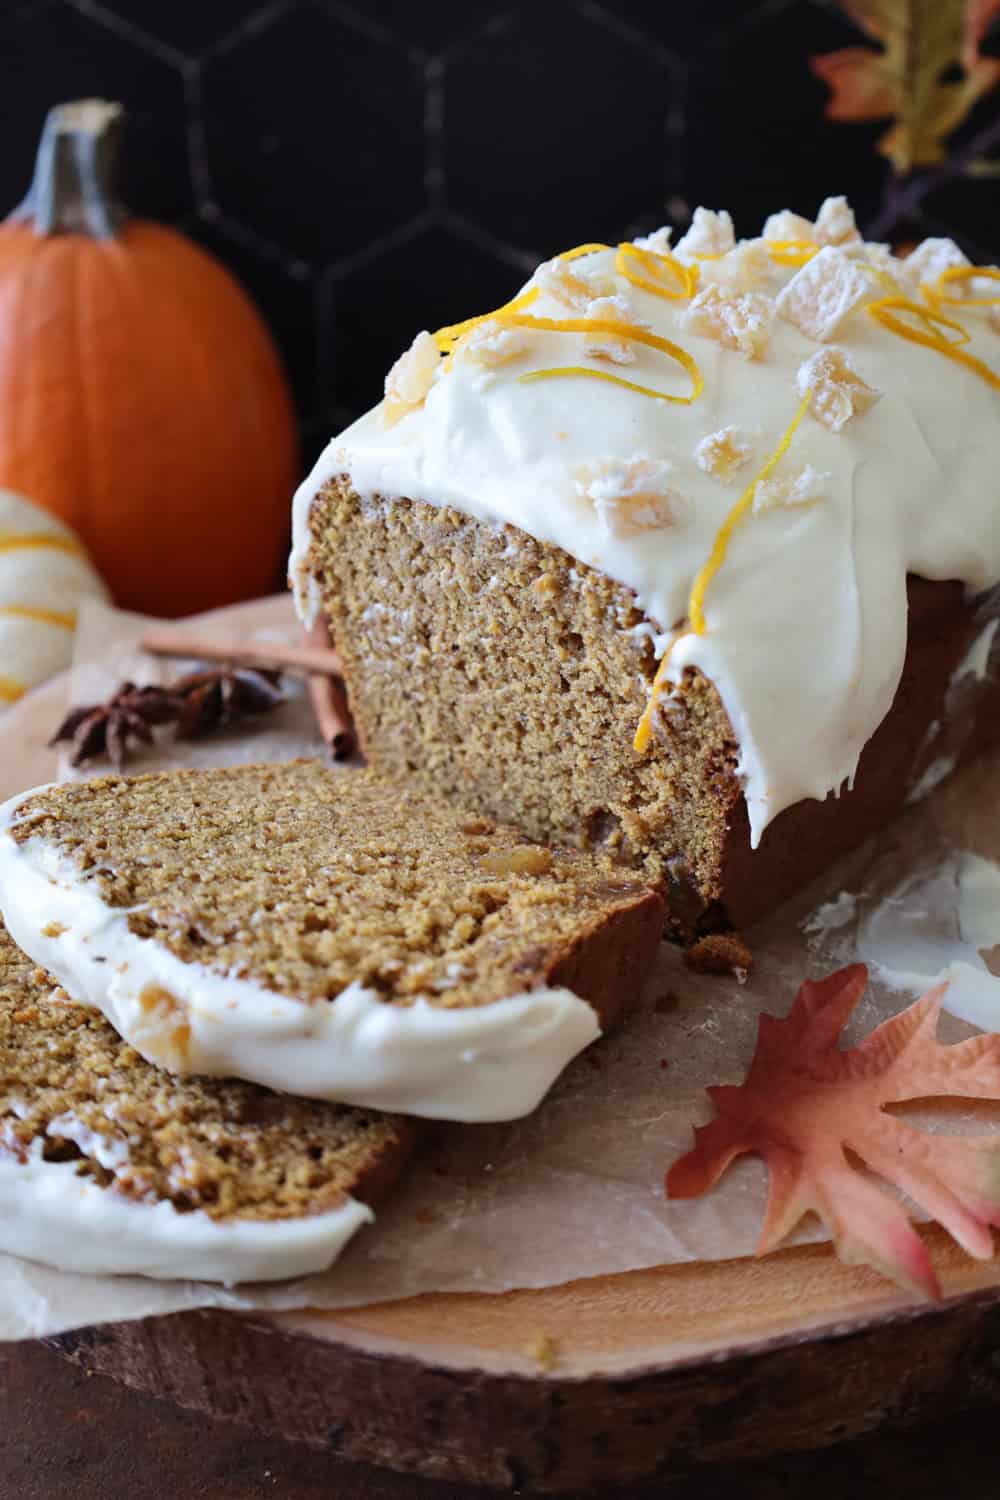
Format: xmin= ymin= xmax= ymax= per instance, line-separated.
xmin=557 ymin=242 xmax=612 ymax=262
xmin=867 ymin=295 xmax=1000 ymax=389
xmin=929 ymin=264 xmax=1000 ymax=307
xmin=766 ymin=239 xmax=817 ymax=267
xmin=433 ymin=286 xmax=540 ymax=355
xmin=689 ymin=391 xmax=812 ymax=635
xmin=0 ymin=532 xmax=84 ymax=559
xmin=520 ymin=366 xmax=690 ymax=401
xmin=0 ymin=604 xmax=77 ymax=630
xmin=634 ymin=393 xmax=812 ymax=756
xmin=633 ymin=637 xmax=678 ymax=754
xmin=0 ymin=674 xmax=25 ymax=705
xmin=502 ymin=313 xmax=703 ymax=405
xmin=615 ymin=242 xmax=698 ymax=302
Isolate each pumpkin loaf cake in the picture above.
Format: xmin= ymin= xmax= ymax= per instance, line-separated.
xmin=0 ymin=761 xmax=664 ymax=1122
xmin=0 ymin=921 xmax=412 ymax=1284
xmin=290 ymin=200 xmax=1000 ymax=939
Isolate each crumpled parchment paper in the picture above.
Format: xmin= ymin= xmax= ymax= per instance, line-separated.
xmin=1 ymin=596 xmax=999 ymax=1339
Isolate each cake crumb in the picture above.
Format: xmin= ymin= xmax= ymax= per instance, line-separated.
xmin=41 ymin=922 xmax=66 ymax=939
xmin=776 ymin=247 xmax=870 ymax=342
xmin=683 ymin=284 xmax=774 ymax=359
xmin=685 ymin=932 xmax=754 ymax=979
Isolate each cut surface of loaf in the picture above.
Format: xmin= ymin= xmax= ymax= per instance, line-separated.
xmin=0 ymin=762 xmax=664 ymax=1121
xmin=290 ymin=207 xmax=1000 ymax=938
xmin=0 ymin=921 xmax=412 ymax=1283
xmin=308 ymin=485 xmax=1000 ymax=937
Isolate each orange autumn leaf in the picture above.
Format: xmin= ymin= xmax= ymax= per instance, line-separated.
xmin=667 ymin=964 xmax=1000 ymax=1299
xmin=811 ymin=0 xmax=1000 ymax=171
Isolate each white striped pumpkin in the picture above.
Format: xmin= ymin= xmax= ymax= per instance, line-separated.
xmin=0 ymin=489 xmax=109 ymax=709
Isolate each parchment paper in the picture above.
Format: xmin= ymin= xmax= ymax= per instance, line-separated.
xmin=2 ymin=598 xmax=999 ymax=1340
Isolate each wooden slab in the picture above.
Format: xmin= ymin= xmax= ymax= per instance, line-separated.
xmin=6 ymin=596 xmax=1000 ymax=1492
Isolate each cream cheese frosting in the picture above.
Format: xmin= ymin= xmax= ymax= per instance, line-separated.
xmin=0 ymin=1142 xmax=372 ymax=1284
xmin=290 ymin=202 xmax=1000 ymax=847
xmin=0 ymin=790 xmax=600 ymax=1123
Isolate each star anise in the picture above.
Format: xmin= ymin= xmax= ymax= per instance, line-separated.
xmin=49 ymin=683 xmax=181 ymax=770
xmin=172 ymin=667 xmax=285 ymax=740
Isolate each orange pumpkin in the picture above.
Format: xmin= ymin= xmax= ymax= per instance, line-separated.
xmin=0 ymin=100 xmax=299 ymax=618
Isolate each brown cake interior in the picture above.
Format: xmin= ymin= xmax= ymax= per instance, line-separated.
xmin=0 ymin=924 xmax=413 ymax=1223
xmin=12 ymin=761 xmax=664 ymax=1029
xmin=307 ymin=479 xmax=1000 ymax=936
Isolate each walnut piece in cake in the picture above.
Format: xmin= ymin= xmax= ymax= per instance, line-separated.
xmin=797 ymin=347 xmax=882 ymax=433
xmin=776 ymin=247 xmax=870 ymax=342
xmin=683 ymin=284 xmax=774 ymax=359
xmin=694 ymin=426 xmax=753 ymax=480
xmin=384 ymin=330 xmax=440 ymax=426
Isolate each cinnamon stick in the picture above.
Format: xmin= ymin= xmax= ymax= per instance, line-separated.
xmin=140 ymin=629 xmax=343 ymax=679
xmin=304 ymin=620 xmax=355 ymax=760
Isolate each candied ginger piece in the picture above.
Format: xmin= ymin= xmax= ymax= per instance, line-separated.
xmin=675 ymin=207 xmax=735 ymax=261
xmin=582 ymin=294 xmax=648 ymax=365
xmin=753 ymin=463 xmax=830 ymax=515
xmin=461 ymin=319 xmax=530 ymax=368
xmin=776 ymin=246 xmax=870 ymax=342
xmin=902 ymin=237 xmax=970 ymax=292
xmin=683 ymin=283 xmax=774 ymax=359
xmin=632 ymin=225 xmax=673 ymax=255
xmin=694 ymin=425 xmax=753 ymax=480
xmin=384 ymin=330 xmax=440 ymax=425
xmin=574 ymin=455 xmax=684 ymax=536
xmin=797 ymin=347 xmax=881 ymax=433
xmin=698 ymin=237 xmax=773 ymax=292
xmin=813 ymin=195 xmax=861 ymax=247
xmin=535 ymin=255 xmax=616 ymax=311
xmin=763 ymin=209 xmax=816 ymax=244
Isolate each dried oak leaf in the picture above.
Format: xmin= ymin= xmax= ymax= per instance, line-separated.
xmin=172 ymin=668 xmax=284 ymax=740
xmin=811 ymin=0 xmax=1000 ymax=171
xmin=667 ymin=964 xmax=1000 ymax=1299
xmin=49 ymin=684 xmax=179 ymax=770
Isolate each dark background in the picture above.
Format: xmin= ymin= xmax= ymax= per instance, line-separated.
xmin=2 ymin=0 xmax=999 ymax=472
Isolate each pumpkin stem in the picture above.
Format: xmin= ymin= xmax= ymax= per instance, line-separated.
xmin=11 ymin=99 xmax=127 ymax=239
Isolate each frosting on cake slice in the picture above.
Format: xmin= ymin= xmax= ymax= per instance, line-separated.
xmin=0 ymin=921 xmax=412 ymax=1284
xmin=0 ymin=762 xmax=663 ymax=1122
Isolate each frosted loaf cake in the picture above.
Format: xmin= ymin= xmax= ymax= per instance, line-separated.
xmin=290 ymin=199 xmax=1000 ymax=935
xmin=0 ymin=762 xmax=664 ymax=1121
xmin=0 ymin=921 xmax=412 ymax=1284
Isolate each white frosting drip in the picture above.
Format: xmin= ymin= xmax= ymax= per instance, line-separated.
xmin=0 ymin=1138 xmax=371 ymax=1284
xmin=0 ymin=791 xmax=600 ymax=1124
xmin=289 ymin=214 xmax=1000 ymax=847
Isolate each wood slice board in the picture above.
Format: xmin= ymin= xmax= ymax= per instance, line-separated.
xmin=6 ymin=596 xmax=1000 ymax=1493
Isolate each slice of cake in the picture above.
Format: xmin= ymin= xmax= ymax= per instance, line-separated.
xmin=289 ymin=202 xmax=1000 ymax=938
xmin=0 ymin=921 xmax=412 ymax=1284
xmin=0 ymin=761 xmax=663 ymax=1121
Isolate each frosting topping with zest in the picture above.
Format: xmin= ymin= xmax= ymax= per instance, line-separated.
xmin=291 ymin=198 xmax=1000 ymax=847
